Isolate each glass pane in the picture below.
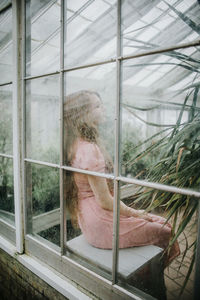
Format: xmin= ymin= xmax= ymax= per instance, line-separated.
xmin=122 ymin=0 xmax=200 ymax=56
xmin=65 ymin=170 xmax=113 ymax=281
xmin=0 ymin=157 xmax=14 ymax=226
xmin=118 ymin=183 xmax=197 ymax=300
xmin=64 ymin=63 xmax=116 ymax=174
xmin=64 ymin=0 xmax=117 ymax=68
xmin=0 ymin=5 xmax=12 ymax=84
xmin=0 ymin=84 xmax=12 ymax=155
xmin=26 ymin=75 xmax=59 ymax=164
xmin=120 ymin=46 xmax=200 ymax=191
xmin=26 ymin=0 xmax=60 ymax=76
xmin=26 ymin=163 xmax=60 ymax=246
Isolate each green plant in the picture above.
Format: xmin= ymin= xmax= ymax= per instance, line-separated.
xmin=0 ymin=92 xmax=14 ymax=213
xmin=121 ymin=1 xmax=200 ymax=290
xmin=122 ymin=69 xmax=200 ymax=296
xmin=0 ymin=157 xmax=14 ymax=213
xmin=31 ymin=162 xmax=60 ymax=216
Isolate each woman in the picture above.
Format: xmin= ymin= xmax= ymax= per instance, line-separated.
xmin=64 ymin=90 xmax=180 ymax=266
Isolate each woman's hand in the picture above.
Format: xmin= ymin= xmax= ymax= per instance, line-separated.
xmin=87 ymin=175 xmax=153 ymax=222
xmin=136 ymin=209 xmax=153 ymax=222
xmin=127 ymin=208 xmax=153 ymax=222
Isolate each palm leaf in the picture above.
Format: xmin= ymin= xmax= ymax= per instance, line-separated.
xmin=163 ymin=1 xmax=200 ymax=34
xmin=179 ymin=248 xmax=196 ymax=296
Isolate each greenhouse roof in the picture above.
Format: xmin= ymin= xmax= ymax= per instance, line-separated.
xmin=0 ymin=0 xmax=199 ymax=91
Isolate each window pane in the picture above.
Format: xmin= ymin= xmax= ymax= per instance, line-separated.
xmin=26 ymin=163 xmax=60 ymax=247
xmin=0 ymin=84 xmax=12 ymax=155
xmin=0 ymin=5 xmax=12 ymax=84
xmin=64 ymin=63 xmax=116 ymax=174
xmin=26 ymin=0 xmax=60 ymax=77
xmin=0 ymin=157 xmax=14 ymax=225
xmin=26 ymin=75 xmax=60 ymax=164
xmin=118 ymin=183 xmax=196 ymax=300
xmin=64 ymin=0 xmax=117 ymax=68
xmin=122 ymin=0 xmax=200 ymax=56
xmin=65 ymin=170 xmax=113 ymax=281
xmin=120 ymin=47 xmax=200 ymax=192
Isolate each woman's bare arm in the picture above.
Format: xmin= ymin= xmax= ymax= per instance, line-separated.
xmin=88 ymin=175 xmax=153 ymax=221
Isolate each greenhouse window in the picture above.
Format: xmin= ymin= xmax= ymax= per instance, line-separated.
xmin=0 ymin=1 xmax=200 ymax=300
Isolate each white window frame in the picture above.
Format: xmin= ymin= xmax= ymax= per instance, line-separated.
xmin=0 ymin=0 xmax=200 ymax=299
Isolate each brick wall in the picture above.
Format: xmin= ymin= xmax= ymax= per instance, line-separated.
xmin=0 ymin=248 xmax=69 ymax=300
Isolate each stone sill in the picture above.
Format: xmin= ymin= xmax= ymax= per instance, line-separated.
xmin=0 ymin=235 xmax=93 ymax=300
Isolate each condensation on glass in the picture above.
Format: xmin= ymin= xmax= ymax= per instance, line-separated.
xmin=0 ymin=4 xmax=12 ymax=84
xmin=25 ymin=0 xmax=60 ymax=77
xmin=121 ymin=0 xmax=200 ymax=56
xmin=64 ymin=0 xmax=117 ymax=68
xmin=26 ymin=75 xmax=60 ymax=164
xmin=63 ymin=63 xmax=116 ymax=279
xmin=64 ymin=63 xmax=116 ymax=174
xmin=0 ymin=3 xmax=14 ymax=229
xmin=26 ymin=163 xmax=60 ymax=246
xmin=120 ymin=47 xmax=200 ymax=192
xmin=65 ymin=170 xmax=113 ymax=281
xmin=0 ymin=84 xmax=13 ymax=154
xmin=20 ymin=0 xmax=200 ymax=299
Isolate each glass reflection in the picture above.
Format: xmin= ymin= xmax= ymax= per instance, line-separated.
xmin=26 ymin=163 xmax=60 ymax=246
xmin=26 ymin=0 xmax=60 ymax=76
xmin=64 ymin=64 xmax=116 ymax=173
xmin=121 ymin=47 xmax=200 ymax=192
xmin=0 ymin=5 xmax=12 ymax=84
xmin=118 ymin=183 xmax=197 ymax=300
xmin=64 ymin=0 xmax=117 ymax=68
xmin=0 ymin=84 xmax=12 ymax=155
xmin=121 ymin=0 xmax=200 ymax=56
xmin=0 ymin=158 xmax=14 ymax=225
xmin=26 ymin=75 xmax=59 ymax=164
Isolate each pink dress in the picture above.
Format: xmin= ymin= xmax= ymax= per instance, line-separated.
xmin=72 ymin=139 xmax=180 ymax=265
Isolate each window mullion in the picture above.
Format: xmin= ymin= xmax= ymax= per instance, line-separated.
xmin=60 ymin=0 xmax=66 ymax=255
xmin=12 ymin=0 xmax=24 ymax=253
xmin=112 ymin=0 xmax=121 ymax=285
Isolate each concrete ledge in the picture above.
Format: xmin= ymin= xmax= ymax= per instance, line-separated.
xmin=0 ymin=235 xmax=93 ymax=300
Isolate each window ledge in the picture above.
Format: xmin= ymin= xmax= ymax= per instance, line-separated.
xmin=0 ymin=235 xmax=94 ymax=300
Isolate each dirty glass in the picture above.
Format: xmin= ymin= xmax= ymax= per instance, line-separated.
xmin=25 ymin=0 xmax=60 ymax=77
xmin=122 ymin=0 xmax=200 ymax=56
xmin=64 ymin=0 xmax=117 ymax=68
xmin=64 ymin=63 xmax=116 ymax=174
xmin=65 ymin=170 xmax=113 ymax=281
xmin=26 ymin=163 xmax=60 ymax=247
xmin=0 ymin=4 xmax=12 ymax=84
xmin=118 ymin=182 xmax=197 ymax=300
xmin=0 ymin=84 xmax=12 ymax=155
xmin=0 ymin=158 xmax=14 ymax=225
xmin=120 ymin=46 xmax=200 ymax=192
xmin=26 ymin=75 xmax=60 ymax=164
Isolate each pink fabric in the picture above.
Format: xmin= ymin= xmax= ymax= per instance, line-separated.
xmin=72 ymin=139 xmax=180 ymax=265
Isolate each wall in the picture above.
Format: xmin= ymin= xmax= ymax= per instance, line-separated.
xmin=0 ymin=248 xmax=69 ymax=300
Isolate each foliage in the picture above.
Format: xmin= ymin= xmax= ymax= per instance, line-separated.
xmin=31 ymin=161 xmax=60 ymax=216
xmin=131 ymin=93 xmax=200 ymax=294
xmin=0 ymin=92 xmax=14 ymax=213
xmin=122 ymin=76 xmax=200 ymax=296
xmin=121 ymin=3 xmax=200 ymax=292
xmin=0 ymin=157 xmax=14 ymax=213
xmin=122 ymin=139 xmax=149 ymax=179
xmin=0 ymin=99 xmax=12 ymax=154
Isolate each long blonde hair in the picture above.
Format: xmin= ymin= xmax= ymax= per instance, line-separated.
xmin=64 ymin=90 xmax=100 ymax=163
xmin=64 ymin=90 xmax=113 ymax=227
